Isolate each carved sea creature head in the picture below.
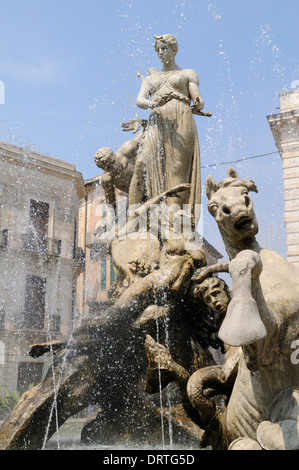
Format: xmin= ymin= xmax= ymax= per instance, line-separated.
xmin=206 ymin=168 xmax=259 ymax=255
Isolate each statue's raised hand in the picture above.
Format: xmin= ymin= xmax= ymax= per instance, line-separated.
xmin=121 ymin=119 xmax=143 ymax=134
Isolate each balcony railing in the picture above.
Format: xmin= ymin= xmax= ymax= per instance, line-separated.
xmin=21 ymin=233 xmax=61 ymax=257
xmin=47 ymin=238 xmax=62 ymax=257
xmin=15 ymin=312 xmax=61 ymax=333
xmin=15 ymin=312 xmax=45 ymax=331
xmin=21 ymin=232 xmax=47 ymax=254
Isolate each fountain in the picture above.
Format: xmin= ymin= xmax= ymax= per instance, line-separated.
xmin=0 ymin=33 xmax=298 ymax=452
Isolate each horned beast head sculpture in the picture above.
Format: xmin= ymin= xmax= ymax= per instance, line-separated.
xmin=205 ymin=168 xmax=259 ymax=260
xmin=206 ymin=167 xmax=258 ymax=200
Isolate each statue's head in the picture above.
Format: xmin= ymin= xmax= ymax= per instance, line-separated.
xmin=194 ymin=276 xmax=231 ymax=315
xmin=205 ymin=167 xmax=259 ymax=251
xmin=94 ymin=147 xmax=115 ymax=171
xmin=154 ymin=34 xmax=178 ymax=62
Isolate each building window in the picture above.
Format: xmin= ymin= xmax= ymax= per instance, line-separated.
xmin=30 ymin=199 xmax=49 ymax=236
xmin=0 ymin=229 xmax=8 ymax=249
xmin=100 ymin=258 xmax=107 ymax=290
xmin=17 ymin=362 xmax=44 ymax=396
xmin=0 ymin=341 xmax=4 ymax=365
xmin=110 ymin=257 xmax=117 ymax=285
xmin=0 ymin=304 xmax=5 ymax=329
xmin=73 ymin=218 xmax=77 ymax=259
xmin=27 ymin=199 xmax=49 ymax=252
xmin=24 ymin=275 xmax=46 ymax=330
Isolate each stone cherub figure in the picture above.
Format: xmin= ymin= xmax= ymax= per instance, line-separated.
xmin=190 ymin=276 xmax=231 ymax=353
xmin=193 ymin=276 xmax=230 ymax=317
xmin=94 ymin=118 xmax=147 ymax=210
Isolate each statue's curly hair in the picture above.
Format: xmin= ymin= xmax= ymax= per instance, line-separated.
xmin=94 ymin=147 xmax=115 ymax=171
xmin=154 ymin=34 xmax=178 ymax=55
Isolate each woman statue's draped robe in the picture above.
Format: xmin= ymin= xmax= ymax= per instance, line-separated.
xmin=130 ymin=69 xmax=201 ymax=226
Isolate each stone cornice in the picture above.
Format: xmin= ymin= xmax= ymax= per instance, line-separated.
xmin=267 ymin=110 xmax=299 ymax=155
xmin=0 ymin=141 xmax=86 ymax=200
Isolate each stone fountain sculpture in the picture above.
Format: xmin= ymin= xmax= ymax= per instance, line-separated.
xmin=0 ymin=33 xmax=298 ymax=451
xmin=0 ymin=34 xmax=215 ymax=450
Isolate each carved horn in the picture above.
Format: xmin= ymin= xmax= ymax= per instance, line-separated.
xmin=205 ymin=175 xmax=218 ymax=200
xmin=247 ymin=180 xmax=258 ymax=194
xmin=227 ymin=167 xmax=238 ymax=178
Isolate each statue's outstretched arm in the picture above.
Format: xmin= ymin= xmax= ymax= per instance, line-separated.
xmin=192 ymin=261 xmax=230 ymax=283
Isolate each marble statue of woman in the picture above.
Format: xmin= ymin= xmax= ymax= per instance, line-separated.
xmin=128 ymin=34 xmax=205 ymax=225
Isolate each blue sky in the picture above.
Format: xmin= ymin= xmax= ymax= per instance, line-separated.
xmin=0 ymin=0 xmax=298 ymax=259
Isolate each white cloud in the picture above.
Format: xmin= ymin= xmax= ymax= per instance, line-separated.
xmin=0 ymin=58 xmax=77 ymax=84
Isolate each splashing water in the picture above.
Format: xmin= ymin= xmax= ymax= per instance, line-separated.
xmin=155 ymin=317 xmax=165 ymax=449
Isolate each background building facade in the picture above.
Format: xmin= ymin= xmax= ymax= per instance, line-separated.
xmin=268 ymin=88 xmax=299 ymax=266
xmin=0 ymin=142 xmax=85 ymax=396
xmin=76 ymin=176 xmax=125 ymax=321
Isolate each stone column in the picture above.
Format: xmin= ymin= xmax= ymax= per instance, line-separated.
xmin=267 ymin=89 xmax=299 ymax=266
